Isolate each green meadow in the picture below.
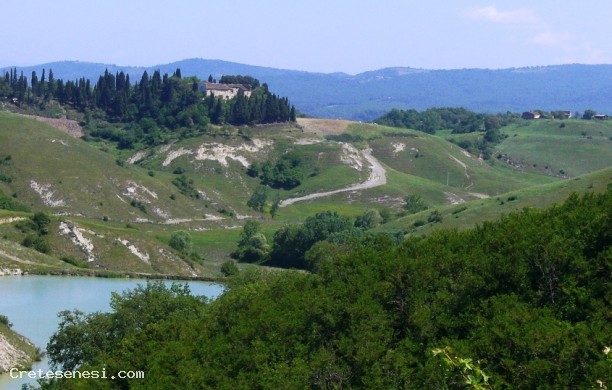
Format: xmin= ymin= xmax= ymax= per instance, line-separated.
xmin=0 ymin=112 xmax=610 ymax=278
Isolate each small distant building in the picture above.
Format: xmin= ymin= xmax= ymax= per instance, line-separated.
xmin=561 ymin=111 xmax=572 ymax=119
xmin=522 ymin=111 xmax=541 ymax=120
xmin=593 ymin=114 xmax=608 ymax=120
xmin=199 ymin=82 xmax=252 ymax=100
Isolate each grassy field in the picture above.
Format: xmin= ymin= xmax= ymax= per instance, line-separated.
xmin=494 ymin=120 xmax=612 ymax=177
xmin=379 ymin=167 xmax=612 ymax=235
xmin=0 ymin=113 xmax=610 ymax=278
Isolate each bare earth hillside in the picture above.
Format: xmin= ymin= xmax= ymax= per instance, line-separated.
xmin=297 ymin=118 xmax=351 ymax=135
xmin=16 ymin=114 xmax=83 ymax=137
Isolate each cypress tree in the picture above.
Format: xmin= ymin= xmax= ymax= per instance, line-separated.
xmin=290 ymin=105 xmax=296 ymax=122
xmin=31 ymin=71 xmax=38 ymax=96
xmin=40 ymin=68 xmax=45 ymax=96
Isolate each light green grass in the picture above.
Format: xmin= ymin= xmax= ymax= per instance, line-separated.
xmin=494 ymin=119 xmax=612 ymax=177
xmin=1 ymin=111 xmax=610 ymax=278
xmin=379 ymin=167 xmax=612 ymax=235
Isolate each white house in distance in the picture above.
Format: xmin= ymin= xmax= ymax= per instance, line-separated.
xmin=199 ymin=82 xmax=252 ymax=100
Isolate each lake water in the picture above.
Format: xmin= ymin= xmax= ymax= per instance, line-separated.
xmin=0 ymin=275 xmax=224 ymax=390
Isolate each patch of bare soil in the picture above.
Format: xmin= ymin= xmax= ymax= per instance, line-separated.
xmin=297 ymin=118 xmax=352 ymax=135
xmin=17 ymin=114 xmax=83 ymax=137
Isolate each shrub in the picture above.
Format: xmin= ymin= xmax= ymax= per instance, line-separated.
xmin=354 ymin=210 xmax=383 ymax=229
xmin=61 ymin=256 xmax=87 ymax=268
xmin=404 ymin=194 xmax=428 ymax=214
xmin=217 ymin=208 xmax=235 ymax=217
xmin=33 ymin=237 xmax=51 ymax=254
xmin=169 ymin=230 xmax=193 ymax=255
xmin=172 ymin=175 xmax=199 ymax=199
xmin=452 ymin=206 xmax=468 ymax=215
xmin=0 ymin=314 xmax=12 ymax=328
xmin=31 ymin=212 xmax=51 ymax=234
xmin=427 ymin=210 xmax=443 ymax=223
xmin=379 ymin=208 xmax=393 ymax=224
xmin=220 ymin=261 xmax=240 ymax=277
xmin=247 ymin=186 xmax=268 ymax=212
xmin=130 ymin=199 xmax=147 ymax=213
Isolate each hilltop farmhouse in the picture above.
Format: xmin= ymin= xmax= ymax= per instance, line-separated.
xmin=522 ymin=111 xmax=541 ymax=120
xmin=199 ymin=82 xmax=252 ymax=100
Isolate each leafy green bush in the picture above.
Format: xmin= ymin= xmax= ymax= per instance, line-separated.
xmin=427 ymin=209 xmax=443 ymax=223
xmin=354 ymin=209 xmax=383 ymax=229
xmin=0 ymin=189 xmax=29 ymax=212
xmin=130 ymin=199 xmax=147 ymax=213
xmin=168 ymin=230 xmax=193 ymax=255
xmin=61 ymin=256 xmax=88 ymax=268
xmin=246 ymin=186 xmax=268 ymax=212
xmin=0 ymin=314 xmax=12 ymax=328
xmin=404 ymin=194 xmax=428 ymax=214
xmin=220 ymin=261 xmax=240 ymax=277
xmin=172 ymin=175 xmax=200 ymax=199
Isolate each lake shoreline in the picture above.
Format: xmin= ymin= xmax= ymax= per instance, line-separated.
xmin=0 ymin=275 xmax=224 ymax=389
xmin=0 ymin=267 xmax=224 ymax=282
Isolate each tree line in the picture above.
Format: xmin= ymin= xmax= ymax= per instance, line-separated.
xmin=42 ymin=187 xmax=611 ymax=388
xmin=0 ymin=67 xmax=296 ymax=148
xmin=374 ymin=107 xmax=517 ymax=134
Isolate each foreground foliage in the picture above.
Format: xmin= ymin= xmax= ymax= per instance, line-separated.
xmin=43 ymin=188 xmax=611 ymax=389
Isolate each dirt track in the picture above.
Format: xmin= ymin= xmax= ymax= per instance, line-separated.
xmin=279 ymin=148 xmax=386 ymax=207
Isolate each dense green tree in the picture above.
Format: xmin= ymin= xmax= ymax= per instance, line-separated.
xmin=251 ymin=152 xmax=305 ymax=189
xmin=375 ymin=107 xmax=515 ymax=135
xmin=232 ymin=220 xmax=270 ymax=263
xmin=246 ymin=186 xmax=268 ymax=212
xmin=268 ymin=210 xmax=353 ymax=269
xmin=219 ymin=75 xmax=260 ymax=88
xmin=354 ymin=209 xmax=383 ymax=229
xmin=583 ymin=109 xmax=597 ymax=119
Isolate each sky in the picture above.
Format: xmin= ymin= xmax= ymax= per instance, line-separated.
xmin=2 ymin=0 xmax=612 ymax=74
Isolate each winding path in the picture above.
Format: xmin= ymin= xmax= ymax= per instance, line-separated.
xmin=279 ymin=148 xmax=387 ymax=207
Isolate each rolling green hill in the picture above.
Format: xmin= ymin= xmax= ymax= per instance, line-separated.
xmin=0 ymin=112 xmax=609 ymax=278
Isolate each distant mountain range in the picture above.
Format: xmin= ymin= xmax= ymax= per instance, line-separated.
xmin=3 ymin=59 xmax=612 ymax=121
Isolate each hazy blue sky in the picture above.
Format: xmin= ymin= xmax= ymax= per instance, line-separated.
xmin=3 ymin=0 xmax=612 ymax=74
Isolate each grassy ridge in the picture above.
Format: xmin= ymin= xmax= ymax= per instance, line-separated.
xmin=380 ymin=167 xmax=612 ymax=235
